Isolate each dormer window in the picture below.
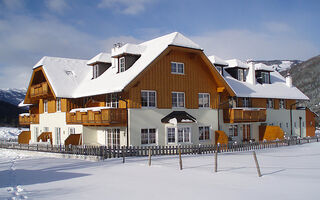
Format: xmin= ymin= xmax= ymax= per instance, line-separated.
xmin=119 ymin=57 xmax=125 ymax=72
xmin=171 ymin=62 xmax=184 ymax=74
xmin=238 ymin=69 xmax=245 ymax=81
xmin=215 ymin=66 xmax=223 ymax=75
xmin=93 ymin=64 xmax=99 ymax=79
xmin=256 ymin=71 xmax=270 ymax=84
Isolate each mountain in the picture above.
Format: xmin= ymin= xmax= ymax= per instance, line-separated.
xmin=281 ymin=55 xmax=320 ymax=123
xmin=0 ymin=100 xmax=26 ymax=127
xmin=0 ymin=88 xmax=26 ymax=106
xmin=250 ymin=60 xmax=302 ymax=72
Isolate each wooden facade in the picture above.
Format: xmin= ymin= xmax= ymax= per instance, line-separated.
xmin=19 ymin=114 xmax=39 ymax=125
xmin=223 ymin=108 xmax=266 ymax=123
xmin=306 ymin=108 xmax=316 ymax=137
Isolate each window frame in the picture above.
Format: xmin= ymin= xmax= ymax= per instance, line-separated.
xmin=56 ymin=98 xmax=61 ymax=112
xmin=44 ymin=100 xmax=48 ymax=113
xmin=119 ymin=57 xmax=125 ymax=73
xmin=141 ymin=128 xmax=157 ymax=145
xmin=199 ymin=126 xmax=210 ymax=141
xmin=198 ymin=93 xmax=210 ymax=108
xmin=261 ymin=71 xmax=270 ymax=84
xmin=106 ymin=93 xmax=119 ymax=108
xmin=172 ymin=92 xmax=185 ymax=108
xmin=242 ymin=97 xmax=251 ymax=108
xmin=93 ymin=64 xmax=99 ymax=79
xmin=279 ymin=99 xmax=286 ymax=109
xmin=141 ymin=90 xmax=157 ymax=108
xmin=68 ymin=127 xmax=76 ymax=135
xmin=267 ymin=98 xmax=274 ymax=109
xmin=167 ymin=126 xmax=192 ymax=144
xmin=229 ymin=125 xmax=238 ymax=137
xmin=171 ymin=62 xmax=184 ymax=75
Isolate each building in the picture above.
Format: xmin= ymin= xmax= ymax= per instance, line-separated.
xmin=18 ymin=32 xmax=316 ymax=146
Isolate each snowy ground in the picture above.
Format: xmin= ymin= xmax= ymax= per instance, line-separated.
xmin=1 ymin=143 xmax=320 ymax=200
xmin=0 ymin=127 xmax=28 ymax=140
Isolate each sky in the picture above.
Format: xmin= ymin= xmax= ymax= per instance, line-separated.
xmin=0 ymin=0 xmax=320 ymax=89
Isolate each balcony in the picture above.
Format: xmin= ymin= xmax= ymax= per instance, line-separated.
xmin=19 ymin=113 xmax=39 ymax=125
xmin=30 ymin=82 xmax=49 ymax=98
xmin=223 ymin=108 xmax=266 ymax=123
xmin=66 ymin=107 xmax=127 ymax=126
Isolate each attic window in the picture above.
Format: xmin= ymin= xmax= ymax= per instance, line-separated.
xmin=238 ymin=69 xmax=246 ymax=81
xmin=171 ymin=62 xmax=184 ymax=74
xmin=93 ymin=64 xmax=99 ymax=79
xmin=119 ymin=57 xmax=125 ymax=72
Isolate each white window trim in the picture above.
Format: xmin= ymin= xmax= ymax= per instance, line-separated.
xmin=198 ymin=93 xmax=210 ymax=108
xmin=279 ymin=99 xmax=286 ymax=109
xmin=141 ymin=128 xmax=158 ymax=146
xmin=93 ymin=64 xmax=99 ymax=79
xmin=106 ymin=93 xmax=119 ymax=108
xmin=44 ymin=100 xmax=48 ymax=113
xmin=56 ymin=98 xmax=61 ymax=112
xmin=267 ymin=98 xmax=274 ymax=109
xmin=119 ymin=57 xmax=125 ymax=72
xmin=199 ymin=126 xmax=211 ymax=141
xmin=55 ymin=127 xmax=62 ymax=145
xmin=167 ymin=126 xmax=192 ymax=144
xmin=171 ymin=62 xmax=184 ymax=75
xmin=141 ymin=90 xmax=157 ymax=108
xmin=172 ymin=91 xmax=185 ymax=108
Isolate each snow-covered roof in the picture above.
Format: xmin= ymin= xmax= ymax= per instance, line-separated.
xmin=225 ymin=59 xmax=249 ymax=69
xmin=254 ymin=63 xmax=274 ymax=72
xmin=33 ymin=56 xmax=91 ymax=98
xmin=208 ymin=55 xmax=228 ymax=66
xmin=31 ymin=32 xmax=203 ymax=98
xmin=87 ymin=53 xmax=111 ymax=65
xmin=112 ymin=43 xmax=145 ymax=57
xmin=18 ymin=100 xmax=32 ymax=107
xmin=223 ymin=70 xmax=309 ymax=100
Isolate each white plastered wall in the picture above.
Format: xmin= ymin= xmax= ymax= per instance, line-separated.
xmin=128 ymin=108 xmax=218 ymax=146
xmin=30 ymin=112 xmax=83 ymax=145
xmin=82 ymin=126 xmax=126 ymax=146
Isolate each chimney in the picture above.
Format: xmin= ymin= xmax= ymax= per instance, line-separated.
xmin=246 ymin=63 xmax=256 ymax=85
xmin=111 ymin=43 xmax=122 ymax=69
xmin=286 ymin=73 xmax=292 ymax=87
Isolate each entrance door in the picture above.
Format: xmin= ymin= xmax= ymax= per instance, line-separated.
xmin=243 ymin=124 xmax=251 ymax=142
xmin=106 ymin=128 xmax=120 ymax=147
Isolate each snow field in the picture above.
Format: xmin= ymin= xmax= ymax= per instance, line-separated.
xmin=0 ymin=143 xmax=320 ymax=200
xmin=0 ymin=127 xmax=28 ymax=140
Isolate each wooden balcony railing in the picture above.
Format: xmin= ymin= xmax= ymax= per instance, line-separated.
xmin=223 ymin=108 xmax=266 ymax=123
xmin=19 ymin=114 xmax=39 ymax=125
xmin=30 ymin=82 xmax=49 ymax=98
xmin=66 ymin=108 xmax=127 ymax=126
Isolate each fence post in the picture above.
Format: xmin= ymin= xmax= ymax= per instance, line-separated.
xmin=178 ymin=146 xmax=182 ymax=170
xmin=214 ymin=148 xmax=218 ymax=173
xmin=122 ymin=146 xmax=125 ymax=163
xmin=253 ymin=151 xmax=262 ymax=177
xmin=148 ymin=148 xmax=152 ymax=166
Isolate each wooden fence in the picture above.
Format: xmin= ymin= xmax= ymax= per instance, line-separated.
xmin=0 ymin=137 xmax=319 ymax=160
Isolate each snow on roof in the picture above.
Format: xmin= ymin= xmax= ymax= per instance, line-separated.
xmin=112 ymin=43 xmax=145 ymax=57
xmin=223 ymin=70 xmax=309 ymax=100
xmin=18 ymin=100 xmax=31 ymax=107
xmin=33 ymin=56 xmax=91 ymax=98
xmin=254 ymin=63 xmax=274 ymax=72
xmin=225 ymin=59 xmax=249 ymax=69
xmin=87 ymin=53 xmax=111 ymax=65
xmin=208 ymin=55 xmax=228 ymax=66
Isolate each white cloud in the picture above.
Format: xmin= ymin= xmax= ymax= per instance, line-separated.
xmin=45 ymin=0 xmax=69 ymax=13
xmin=191 ymin=29 xmax=319 ymax=61
xmin=98 ymin=0 xmax=153 ymax=15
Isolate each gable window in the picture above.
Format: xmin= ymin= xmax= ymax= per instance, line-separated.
xmin=242 ymin=97 xmax=251 ymax=107
xmin=171 ymin=62 xmax=184 ymax=74
xmin=106 ymin=93 xmax=118 ymax=108
xmin=141 ymin=128 xmax=156 ymax=145
xmin=119 ymin=57 xmax=125 ymax=72
xmin=279 ymin=99 xmax=285 ymax=109
xmin=56 ymin=98 xmax=61 ymax=112
xmin=229 ymin=125 xmax=238 ymax=137
xmin=267 ymin=99 xmax=274 ymax=109
xmin=172 ymin=92 xmax=185 ymax=108
xmin=93 ymin=64 xmax=99 ymax=79
xmin=199 ymin=126 xmax=210 ymax=140
xmin=44 ymin=100 xmax=48 ymax=113
xmin=199 ymin=93 xmax=210 ymax=108
xmin=141 ymin=90 xmax=156 ymax=107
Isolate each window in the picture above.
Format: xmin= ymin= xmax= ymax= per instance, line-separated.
xmin=242 ymin=97 xmax=251 ymax=107
xmin=286 ymin=123 xmax=289 ymax=128
xmin=106 ymin=93 xmax=118 ymax=108
xmin=199 ymin=93 xmax=210 ymax=108
xmin=119 ymin=57 xmax=125 ymax=72
xmin=34 ymin=127 xmax=39 ymax=142
xmin=68 ymin=127 xmax=75 ymax=135
xmin=229 ymin=125 xmax=238 ymax=137
xmin=56 ymin=98 xmax=61 ymax=112
xmin=238 ymin=69 xmax=245 ymax=81
xmin=294 ymin=122 xmax=297 ymax=128
xmin=106 ymin=128 xmax=120 ymax=148
xmin=178 ymin=127 xmax=191 ymax=143
xmin=302 ymin=122 xmax=304 ymax=127
xmin=93 ymin=64 xmax=99 ymax=79
xmin=141 ymin=128 xmax=156 ymax=145
xmin=215 ymin=66 xmax=222 ymax=75
xmin=279 ymin=123 xmax=282 ymax=128
xmin=55 ymin=127 xmax=61 ymax=145
xmin=171 ymin=62 xmax=184 ymax=74
xmin=172 ymin=92 xmax=185 ymax=108
xmin=279 ymin=99 xmax=285 ymax=109
xmin=44 ymin=100 xmax=48 ymax=113
xmin=141 ymin=90 xmax=156 ymax=107
xmin=261 ymin=72 xmax=270 ymax=84
xmin=167 ymin=128 xmax=175 ymax=143
xmin=199 ymin=126 xmax=210 ymax=140
xmin=267 ymin=99 xmax=274 ymax=109
xmin=43 ymin=127 xmax=49 ymax=132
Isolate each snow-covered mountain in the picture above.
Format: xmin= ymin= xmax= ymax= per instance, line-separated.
xmin=0 ymin=88 xmax=26 ymax=106
xmin=250 ymin=60 xmax=302 ymax=72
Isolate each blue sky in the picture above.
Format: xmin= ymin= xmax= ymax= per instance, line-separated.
xmin=0 ymin=0 xmax=320 ymax=88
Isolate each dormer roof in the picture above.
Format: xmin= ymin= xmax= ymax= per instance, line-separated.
xmin=208 ymin=55 xmax=228 ymax=66
xmin=254 ymin=63 xmax=274 ymax=72
xmin=87 ymin=53 xmax=111 ymax=65
xmin=225 ymin=59 xmax=249 ymax=69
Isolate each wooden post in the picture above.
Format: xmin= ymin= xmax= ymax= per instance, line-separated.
xmin=178 ymin=146 xmax=182 ymax=170
xmin=214 ymin=148 xmax=218 ymax=173
xmin=148 ymin=148 xmax=152 ymax=166
xmin=122 ymin=146 xmax=125 ymax=163
xmin=253 ymin=151 xmax=262 ymax=177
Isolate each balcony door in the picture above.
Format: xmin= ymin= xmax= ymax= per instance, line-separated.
xmin=55 ymin=127 xmax=61 ymax=145
xmin=242 ymin=124 xmax=251 ymax=142
xmin=105 ymin=128 xmax=120 ymax=148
